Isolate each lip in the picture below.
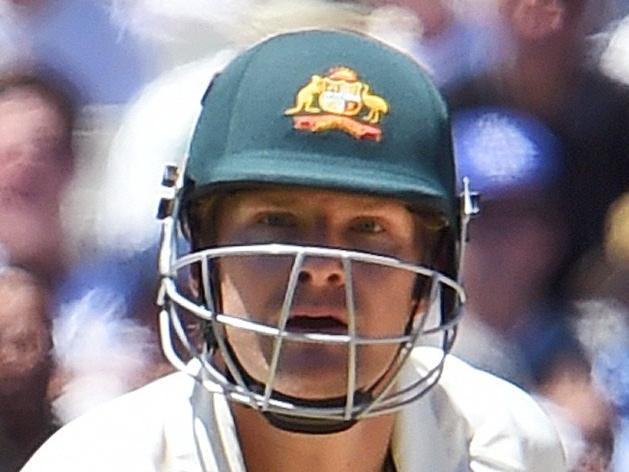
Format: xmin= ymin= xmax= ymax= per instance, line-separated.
xmin=289 ymin=305 xmax=346 ymax=319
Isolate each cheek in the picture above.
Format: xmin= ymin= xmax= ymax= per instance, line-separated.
xmin=352 ymin=265 xmax=418 ymax=337
xmin=217 ymin=255 xmax=293 ymax=320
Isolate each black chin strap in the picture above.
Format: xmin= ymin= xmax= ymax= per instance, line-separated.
xmin=262 ymin=402 xmax=359 ymax=435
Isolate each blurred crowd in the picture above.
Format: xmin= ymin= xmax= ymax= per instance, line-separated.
xmin=0 ymin=0 xmax=627 ymax=470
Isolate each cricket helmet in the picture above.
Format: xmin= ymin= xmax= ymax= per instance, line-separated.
xmin=157 ymin=30 xmax=476 ymax=434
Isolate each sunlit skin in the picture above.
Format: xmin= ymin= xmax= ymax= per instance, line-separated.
xmin=206 ymin=187 xmax=426 ymax=401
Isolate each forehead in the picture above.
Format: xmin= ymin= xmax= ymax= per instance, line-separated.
xmin=214 ymin=186 xmax=414 ymax=215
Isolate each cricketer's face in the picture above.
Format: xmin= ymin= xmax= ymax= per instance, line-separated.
xmin=207 ymin=187 xmax=426 ymax=401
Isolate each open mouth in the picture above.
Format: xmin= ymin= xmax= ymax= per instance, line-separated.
xmin=285 ymin=316 xmax=348 ymax=335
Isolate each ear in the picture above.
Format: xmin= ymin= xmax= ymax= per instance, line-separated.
xmin=512 ymin=0 xmax=566 ymax=40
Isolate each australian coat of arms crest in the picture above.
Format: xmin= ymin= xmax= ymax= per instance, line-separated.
xmin=284 ymin=67 xmax=389 ymax=142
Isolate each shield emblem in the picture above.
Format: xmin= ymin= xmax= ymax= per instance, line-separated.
xmin=319 ymin=79 xmax=363 ymax=116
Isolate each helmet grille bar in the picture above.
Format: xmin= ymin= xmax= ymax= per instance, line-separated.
xmin=263 ymin=252 xmax=306 ymax=408
xmin=159 ymin=240 xmax=465 ymax=423
xmin=343 ymin=257 xmax=357 ymax=420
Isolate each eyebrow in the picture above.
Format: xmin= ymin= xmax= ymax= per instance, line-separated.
xmin=236 ymin=191 xmax=410 ymax=213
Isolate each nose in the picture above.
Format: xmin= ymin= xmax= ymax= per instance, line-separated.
xmin=298 ymin=256 xmax=345 ymax=288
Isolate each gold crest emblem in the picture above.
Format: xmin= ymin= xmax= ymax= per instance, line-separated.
xmin=284 ymin=67 xmax=389 ymax=142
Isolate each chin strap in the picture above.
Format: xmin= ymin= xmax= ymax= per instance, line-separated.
xmin=263 ymin=410 xmax=357 ymax=435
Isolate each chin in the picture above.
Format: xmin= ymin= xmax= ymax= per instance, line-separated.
xmin=245 ymin=344 xmax=351 ymax=398
xmin=272 ymin=373 xmax=350 ymax=401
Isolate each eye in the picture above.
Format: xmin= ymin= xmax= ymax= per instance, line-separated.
xmin=350 ymin=218 xmax=384 ymax=234
xmin=257 ymin=212 xmax=297 ymax=227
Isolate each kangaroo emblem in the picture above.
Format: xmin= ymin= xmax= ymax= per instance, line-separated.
xmin=285 ymin=67 xmax=390 ymax=142
xmin=361 ymin=85 xmax=389 ymax=124
xmin=284 ymin=75 xmax=326 ymax=115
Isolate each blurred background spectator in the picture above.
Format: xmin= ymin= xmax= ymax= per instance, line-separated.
xmin=569 ymin=193 xmax=629 ymax=471
xmin=366 ymin=0 xmax=505 ymax=88
xmin=0 ymin=267 xmax=56 ymax=471
xmin=451 ymin=107 xmax=569 ymax=385
xmin=448 ymin=0 xmax=629 ymax=303
xmin=0 ymin=53 xmax=168 ymax=468
xmin=451 ymin=107 xmax=616 ymax=470
xmin=0 ymin=69 xmax=78 ymax=286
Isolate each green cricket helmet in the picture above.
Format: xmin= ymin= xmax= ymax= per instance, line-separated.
xmin=186 ymin=30 xmax=457 ymax=226
xmin=157 ymin=29 xmax=476 ymax=434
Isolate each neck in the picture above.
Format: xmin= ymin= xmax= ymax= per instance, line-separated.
xmin=233 ymin=403 xmax=396 ymax=472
